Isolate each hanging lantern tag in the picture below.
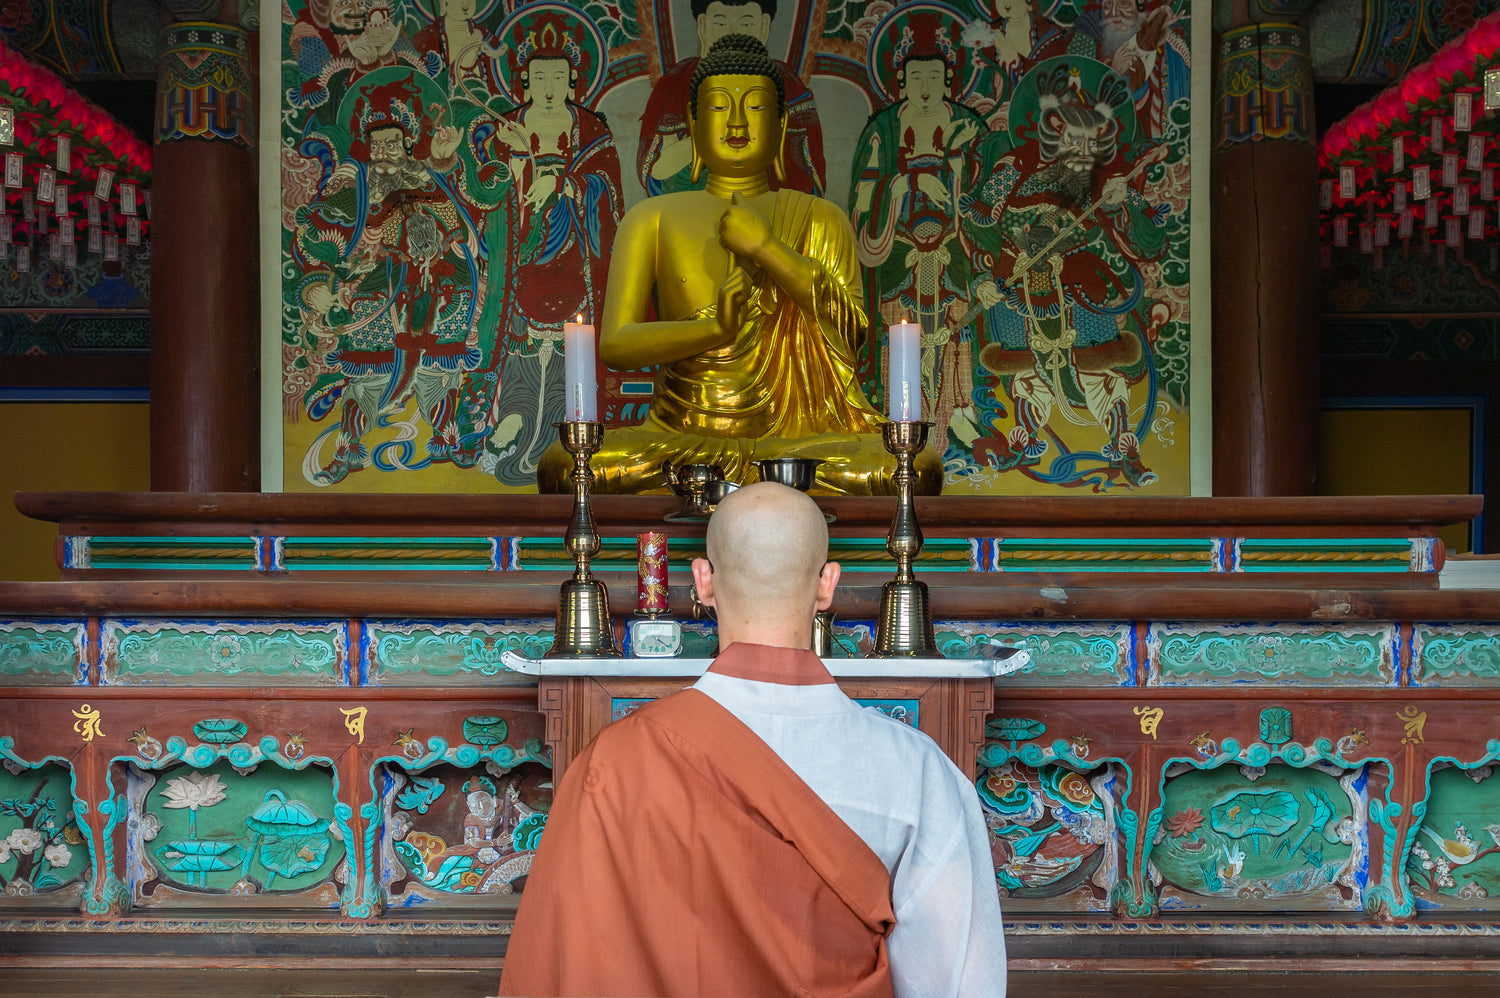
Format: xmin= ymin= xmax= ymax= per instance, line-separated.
xmin=1333 ymin=216 xmax=1349 ymax=246
xmin=126 ymin=216 xmax=141 ymax=246
xmin=55 ymin=184 xmax=69 ymax=216
xmin=1431 ymin=116 xmax=1444 ymax=152
xmin=1393 ymin=181 xmax=1407 ymax=213
xmin=86 ymin=196 xmax=100 ymax=227
xmin=59 ymin=221 xmax=73 ymax=246
xmin=36 ymin=168 xmax=55 ymax=205
xmin=1456 ymin=184 xmax=1471 ymax=215
xmin=16 ymin=245 xmax=29 ymax=272
xmin=0 ymin=106 xmax=12 ymax=147
xmin=4 ymin=152 xmax=21 ymax=188
xmin=103 ymin=234 xmax=118 ymax=262
xmin=120 ymin=184 xmax=137 ymax=216
xmin=55 ymin=135 xmax=69 ymax=174
xmin=1455 ymin=92 xmax=1474 ymax=132
xmin=1468 ymin=134 xmax=1485 ymax=172
xmin=1414 ymin=164 xmax=1431 ymax=199
xmin=0 ymin=216 xmax=11 ymax=242
xmin=1470 ymin=206 xmax=1486 ymax=239
xmin=1447 ymin=215 xmax=1462 ymax=247
xmin=1338 ymin=165 xmax=1356 ymax=199
xmin=1319 ymin=179 xmax=1333 ymax=210
xmin=1485 ymin=168 xmax=1496 ymax=201
xmin=21 ymin=190 xmax=33 ymax=221
xmin=47 ymin=233 xmax=60 ymax=261
xmin=1488 ymin=68 xmax=1500 ymax=111
xmin=1375 ymin=217 xmax=1390 ymax=246
xmin=1392 ymin=136 xmax=1404 ymax=173
xmin=1426 ymin=198 xmax=1440 ymax=228
xmin=1398 ymin=209 xmax=1414 ymax=239
xmin=64 ymin=242 xmax=76 ymax=269
xmin=1443 ymin=153 xmax=1460 ymax=187
xmin=87 ymin=224 xmax=101 ymax=253
xmin=94 ymin=167 xmax=115 ymax=202
xmin=1359 ymin=223 xmax=1374 ymax=254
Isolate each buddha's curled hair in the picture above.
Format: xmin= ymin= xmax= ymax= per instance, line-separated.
xmin=689 ymin=34 xmax=786 ymax=117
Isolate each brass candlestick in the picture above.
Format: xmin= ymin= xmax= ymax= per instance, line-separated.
xmin=872 ymin=420 xmax=940 ymax=657
xmin=546 ymin=421 xmax=620 ymax=658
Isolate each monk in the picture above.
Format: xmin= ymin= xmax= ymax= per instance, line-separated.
xmin=499 ymin=483 xmax=1007 ymax=997
xmin=535 ymin=35 xmax=943 ymax=495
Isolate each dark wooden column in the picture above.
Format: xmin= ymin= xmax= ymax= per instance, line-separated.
xmin=1210 ymin=11 xmax=1321 ymax=496
xmin=149 ymin=16 xmax=259 ymax=491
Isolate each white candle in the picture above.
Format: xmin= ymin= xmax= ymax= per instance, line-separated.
xmin=887 ymin=319 xmax=921 ymax=422
xmin=563 ymin=315 xmax=597 ymax=422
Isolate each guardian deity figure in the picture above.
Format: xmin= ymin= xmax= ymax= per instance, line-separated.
xmin=536 ymin=35 xmax=940 ymax=495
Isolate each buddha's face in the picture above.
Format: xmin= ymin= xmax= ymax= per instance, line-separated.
xmin=691 ymin=74 xmax=781 ymax=177
xmin=697 ymin=2 xmax=772 ymax=52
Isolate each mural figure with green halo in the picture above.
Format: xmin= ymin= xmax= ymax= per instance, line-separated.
xmin=468 ymin=3 xmax=623 ymax=486
xmin=958 ymin=53 xmax=1178 ymax=490
xmin=850 ymin=4 xmax=989 ymax=468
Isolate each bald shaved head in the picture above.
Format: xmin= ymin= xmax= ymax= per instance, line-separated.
xmin=693 ymin=482 xmax=839 ymax=648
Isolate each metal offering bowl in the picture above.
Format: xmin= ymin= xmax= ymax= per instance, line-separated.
xmin=754 ymin=457 xmax=823 ymax=492
xmin=662 ymin=461 xmax=725 ymax=497
xmin=702 ymin=479 xmax=740 ymax=506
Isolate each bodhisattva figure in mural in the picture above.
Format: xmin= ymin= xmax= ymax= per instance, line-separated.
xmin=470 ymin=16 xmax=621 ymax=484
xmin=962 ymin=64 xmax=1167 ymax=486
xmin=412 ymin=0 xmax=505 ymax=101
xmin=851 ymin=15 xmax=986 ymax=461
xmin=537 ymin=35 xmax=940 ymax=495
xmin=296 ymin=79 xmax=478 ymax=485
xmin=637 ymin=0 xmax=825 ymax=196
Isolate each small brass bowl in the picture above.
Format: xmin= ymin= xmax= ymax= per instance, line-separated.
xmin=753 ymin=457 xmax=823 ymax=492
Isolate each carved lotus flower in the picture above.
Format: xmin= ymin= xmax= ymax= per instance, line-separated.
xmin=161 ymin=772 xmax=228 ymax=812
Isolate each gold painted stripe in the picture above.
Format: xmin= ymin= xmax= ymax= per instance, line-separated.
xmin=999 ymin=550 xmax=1212 ymax=563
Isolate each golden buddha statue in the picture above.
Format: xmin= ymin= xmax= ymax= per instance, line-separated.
xmin=536 ymin=34 xmax=942 ymax=495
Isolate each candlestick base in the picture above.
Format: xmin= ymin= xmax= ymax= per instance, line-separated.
xmin=546 ymin=578 xmax=618 ymax=658
xmin=871 ymin=579 xmax=938 ymax=658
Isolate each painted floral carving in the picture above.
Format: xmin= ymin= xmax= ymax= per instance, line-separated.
xmin=1210 ymin=790 xmax=1300 ymax=854
xmin=1166 ymin=807 xmax=1204 ymax=837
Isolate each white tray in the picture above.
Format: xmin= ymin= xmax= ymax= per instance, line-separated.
xmin=500 ymin=646 xmax=1030 ymax=678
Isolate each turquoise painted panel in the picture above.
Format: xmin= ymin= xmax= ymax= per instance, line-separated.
xmin=0 ymin=620 xmax=85 ymax=685
xmin=513 ymin=536 xmax=976 ymax=573
xmin=977 ymin=761 xmax=1117 ymax=909
xmin=85 ymin=536 xmax=258 ymax=571
xmin=1410 ymin=765 xmax=1500 ymax=909
xmin=1146 ymin=622 xmax=1396 ymax=686
xmin=1155 ymin=763 xmax=1363 ymax=912
xmin=100 ymin=619 xmax=347 ymax=686
xmin=935 ymin=622 xmax=1133 ymax=687
xmin=1411 ymin=624 xmax=1500 ymax=686
xmin=382 ymin=761 xmax=550 ymax=905
xmin=280 ymin=536 xmax=498 ymax=571
xmin=128 ymin=761 xmax=344 ymax=906
xmin=854 ymin=699 xmax=919 ymax=727
xmin=362 ymin=620 xmax=553 ymax=685
xmin=993 ymin=538 xmax=1215 ymax=573
xmin=1236 ymin=538 xmax=1415 ymax=574
xmin=0 ymin=764 xmax=89 ymax=900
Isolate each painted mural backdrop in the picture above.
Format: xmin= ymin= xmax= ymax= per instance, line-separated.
xmin=279 ymin=0 xmax=1193 ymax=494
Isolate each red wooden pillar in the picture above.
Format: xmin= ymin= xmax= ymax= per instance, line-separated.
xmin=1210 ymin=15 xmax=1321 ymax=496
xmin=149 ymin=17 xmax=259 ymax=491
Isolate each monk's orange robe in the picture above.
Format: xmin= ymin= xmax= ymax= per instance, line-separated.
xmin=498 ymin=687 xmax=896 ymax=997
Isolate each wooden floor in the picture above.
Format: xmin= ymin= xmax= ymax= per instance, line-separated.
xmin=3 ymin=969 xmax=1500 ymax=997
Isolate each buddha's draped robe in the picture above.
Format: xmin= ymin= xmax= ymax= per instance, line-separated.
xmin=536 ymin=187 xmax=942 ymax=495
